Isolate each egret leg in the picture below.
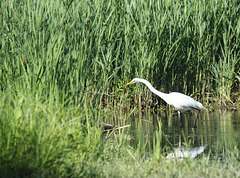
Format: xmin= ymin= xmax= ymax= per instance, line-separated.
xmin=193 ymin=110 xmax=200 ymax=128
xmin=179 ymin=126 xmax=182 ymax=147
xmin=178 ymin=111 xmax=182 ymax=127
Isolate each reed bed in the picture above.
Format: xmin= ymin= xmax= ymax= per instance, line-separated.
xmin=1 ymin=0 xmax=240 ymax=105
xmin=1 ymin=0 xmax=240 ymax=176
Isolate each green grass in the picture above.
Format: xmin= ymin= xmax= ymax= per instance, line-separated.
xmin=0 ymin=0 xmax=240 ymax=177
xmin=1 ymin=89 xmax=239 ymax=177
xmin=1 ymin=0 xmax=240 ymax=105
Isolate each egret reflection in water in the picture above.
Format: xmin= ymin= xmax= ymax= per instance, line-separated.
xmin=166 ymin=146 xmax=206 ymax=160
xmin=166 ymin=125 xmax=206 ymax=160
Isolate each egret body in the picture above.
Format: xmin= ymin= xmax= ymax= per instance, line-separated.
xmin=124 ymin=78 xmax=206 ymax=127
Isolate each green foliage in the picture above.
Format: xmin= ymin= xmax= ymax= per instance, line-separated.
xmin=0 ymin=0 xmax=240 ymax=176
xmin=1 ymin=0 xmax=239 ymax=105
xmin=0 ymin=89 xmax=102 ymax=177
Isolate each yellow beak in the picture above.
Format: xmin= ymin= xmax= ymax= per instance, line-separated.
xmin=124 ymin=81 xmax=134 ymax=87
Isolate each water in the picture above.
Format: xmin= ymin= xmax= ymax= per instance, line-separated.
xmin=128 ymin=110 xmax=240 ymax=159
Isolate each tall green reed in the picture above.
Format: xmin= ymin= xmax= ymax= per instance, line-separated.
xmin=1 ymin=0 xmax=239 ymax=107
xmin=1 ymin=0 xmax=240 ymax=176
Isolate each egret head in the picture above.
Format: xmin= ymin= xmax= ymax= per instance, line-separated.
xmin=124 ymin=78 xmax=141 ymax=87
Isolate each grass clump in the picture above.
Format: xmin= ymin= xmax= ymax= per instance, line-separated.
xmin=0 ymin=86 xmax=107 ymax=176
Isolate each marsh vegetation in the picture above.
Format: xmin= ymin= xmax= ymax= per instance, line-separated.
xmin=1 ymin=0 xmax=240 ymax=177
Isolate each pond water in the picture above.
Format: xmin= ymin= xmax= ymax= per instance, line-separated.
xmin=128 ymin=110 xmax=240 ymax=159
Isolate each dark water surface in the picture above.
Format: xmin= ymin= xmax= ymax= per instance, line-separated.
xmin=128 ymin=110 xmax=240 ymax=158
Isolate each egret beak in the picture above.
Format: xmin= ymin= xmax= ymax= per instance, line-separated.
xmin=124 ymin=81 xmax=134 ymax=87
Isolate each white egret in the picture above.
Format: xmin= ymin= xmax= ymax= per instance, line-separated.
xmin=124 ymin=78 xmax=207 ymax=127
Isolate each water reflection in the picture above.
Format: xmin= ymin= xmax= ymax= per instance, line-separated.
xmin=166 ymin=125 xmax=206 ymax=160
xmin=166 ymin=146 xmax=206 ymax=160
xmin=129 ymin=110 xmax=240 ymax=156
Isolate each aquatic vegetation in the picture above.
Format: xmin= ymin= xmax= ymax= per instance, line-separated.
xmin=0 ymin=0 xmax=240 ymax=177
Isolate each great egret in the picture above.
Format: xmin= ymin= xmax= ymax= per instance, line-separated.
xmin=124 ymin=78 xmax=207 ymax=127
